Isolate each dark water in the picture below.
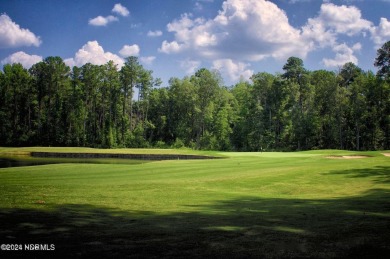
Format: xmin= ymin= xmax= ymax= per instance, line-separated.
xmin=0 ymin=156 xmax=147 ymax=168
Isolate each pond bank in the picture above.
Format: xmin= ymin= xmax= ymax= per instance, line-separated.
xmin=31 ymin=152 xmax=223 ymax=160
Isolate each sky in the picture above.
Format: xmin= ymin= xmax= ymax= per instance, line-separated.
xmin=0 ymin=0 xmax=389 ymax=86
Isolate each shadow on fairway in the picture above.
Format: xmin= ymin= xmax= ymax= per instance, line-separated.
xmin=326 ymin=166 xmax=390 ymax=183
xmin=1 ymin=192 xmax=389 ymax=258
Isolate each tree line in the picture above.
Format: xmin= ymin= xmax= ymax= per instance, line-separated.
xmin=1 ymin=42 xmax=389 ymax=151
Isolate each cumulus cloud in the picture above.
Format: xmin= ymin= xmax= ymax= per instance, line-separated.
xmin=112 ymin=3 xmax=130 ymax=17
xmin=371 ymin=18 xmax=390 ymax=48
xmin=119 ymin=44 xmax=140 ymax=57
xmin=88 ymin=15 xmax=118 ymax=26
xmin=212 ymin=59 xmax=253 ymax=82
xmin=159 ymin=40 xmax=184 ymax=54
xmin=64 ymin=41 xmax=124 ymax=68
xmin=159 ymin=0 xmax=307 ymax=61
xmin=0 ymin=14 xmax=41 ymax=48
xmin=316 ymin=3 xmax=372 ymax=36
xmin=302 ymin=3 xmax=372 ymax=51
xmin=1 ymin=51 xmax=42 ymax=68
xmin=159 ymin=0 xmax=387 ymax=81
xmin=89 ymin=4 xmax=128 ymax=26
xmin=140 ymin=56 xmax=156 ymax=65
xmin=147 ymin=30 xmax=163 ymax=37
xmin=323 ymin=43 xmax=361 ymax=67
xmin=180 ymin=59 xmax=201 ymax=74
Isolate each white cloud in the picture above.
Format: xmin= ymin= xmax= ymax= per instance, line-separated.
xmin=323 ymin=43 xmax=361 ymax=67
xmin=160 ymin=0 xmax=307 ymax=61
xmin=88 ymin=15 xmax=118 ymax=26
xmin=140 ymin=56 xmax=156 ymax=65
xmin=159 ymin=0 xmax=387 ymax=82
xmin=300 ymin=2 xmax=383 ymax=68
xmin=1 ymin=51 xmax=42 ymax=68
xmin=64 ymin=58 xmax=76 ymax=68
xmin=302 ymin=3 xmax=372 ymax=51
xmin=159 ymin=40 xmax=184 ymax=54
xmin=316 ymin=3 xmax=372 ymax=36
xmin=88 ymin=4 xmax=128 ymax=27
xmin=371 ymin=18 xmax=390 ymax=49
xmin=180 ymin=59 xmax=201 ymax=74
xmin=112 ymin=3 xmax=130 ymax=17
xmin=302 ymin=17 xmax=337 ymax=50
xmin=147 ymin=30 xmax=163 ymax=37
xmin=119 ymin=44 xmax=140 ymax=57
xmin=65 ymin=41 xmax=124 ymax=68
xmin=212 ymin=59 xmax=253 ymax=82
xmin=0 ymin=14 xmax=41 ymax=48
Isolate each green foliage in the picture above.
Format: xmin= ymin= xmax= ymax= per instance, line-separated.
xmin=375 ymin=41 xmax=390 ymax=81
xmin=0 ymin=50 xmax=389 ymax=150
xmin=154 ymin=140 xmax=167 ymax=149
xmin=172 ymin=138 xmax=185 ymax=149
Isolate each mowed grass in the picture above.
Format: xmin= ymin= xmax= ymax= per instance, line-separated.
xmin=0 ymin=148 xmax=389 ymax=258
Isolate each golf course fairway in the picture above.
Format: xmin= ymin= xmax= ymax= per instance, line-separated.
xmin=0 ymin=148 xmax=389 ymax=258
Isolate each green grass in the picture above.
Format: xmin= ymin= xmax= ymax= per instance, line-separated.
xmin=0 ymin=148 xmax=389 ymax=258
xmin=0 ymin=146 xmax=224 ymax=156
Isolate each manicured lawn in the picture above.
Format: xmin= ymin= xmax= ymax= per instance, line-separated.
xmin=0 ymin=148 xmax=389 ymax=258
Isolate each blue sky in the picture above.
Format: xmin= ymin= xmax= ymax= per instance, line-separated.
xmin=1 ymin=0 xmax=389 ymax=85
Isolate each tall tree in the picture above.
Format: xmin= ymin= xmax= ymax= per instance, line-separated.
xmin=338 ymin=62 xmax=362 ymax=87
xmin=146 ymin=87 xmax=170 ymax=145
xmin=374 ymin=41 xmax=390 ymax=81
xmin=282 ymin=57 xmax=316 ymax=150
xmin=120 ymin=57 xmax=142 ymax=144
xmin=168 ymin=77 xmax=198 ymax=146
xmin=230 ymin=80 xmax=254 ymax=151
xmin=311 ymin=70 xmax=339 ymax=148
xmin=66 ymin=66 xmax=85 ymax=146
xmin=337 ymin=62 xmax=363 ymax=149
xmin=191 ymin=68 xmax=221 ymax=149
xmin=248 ymin=72 xmax=276 ymax=150
xmin=1 ymin=64 xmax=35 ymax=145
xmin=29 ymin=57 xmax=70 ymax=145
xmin=374 ymin=41 xmax=390 ymax=149
xmin=80 ymin=63 xmax=103 ymax=146
xmin=101 ymin=61 xmax=121 ymax=147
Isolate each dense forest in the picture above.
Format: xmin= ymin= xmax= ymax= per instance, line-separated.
xmin=1 ymin=41 xmax=389 ymax=151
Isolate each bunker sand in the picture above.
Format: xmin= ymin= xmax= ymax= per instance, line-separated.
xmin=326 ymin=155 xmax=370 ymax=159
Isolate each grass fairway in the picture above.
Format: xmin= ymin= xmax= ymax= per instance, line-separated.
xmin=0 ymin=148 xmax=389 ymax=258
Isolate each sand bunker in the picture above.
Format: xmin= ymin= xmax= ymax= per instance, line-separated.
xmin=326 ymin=155 xmax=370 ymax=159
xmin=382 ymin=153 xmax=390 ymax=157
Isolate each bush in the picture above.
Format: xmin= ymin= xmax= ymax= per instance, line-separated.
xmin=154 ymin=140 xmax=167 ymax=149
xmin=172 ymin=138 xmax=185 ymax=149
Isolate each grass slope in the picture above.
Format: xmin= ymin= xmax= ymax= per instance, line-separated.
xmin=0 ymin=149 xmax=389 ymax=258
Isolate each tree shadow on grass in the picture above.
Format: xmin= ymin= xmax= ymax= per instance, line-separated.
xmin=325 ymin=166 xmax=390 ymax=183
xmin=1 ymin=189 xmax=389 ymax=258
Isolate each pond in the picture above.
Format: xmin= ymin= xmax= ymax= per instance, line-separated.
xmin=0 ymin=156 xmax=148 ymax=168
